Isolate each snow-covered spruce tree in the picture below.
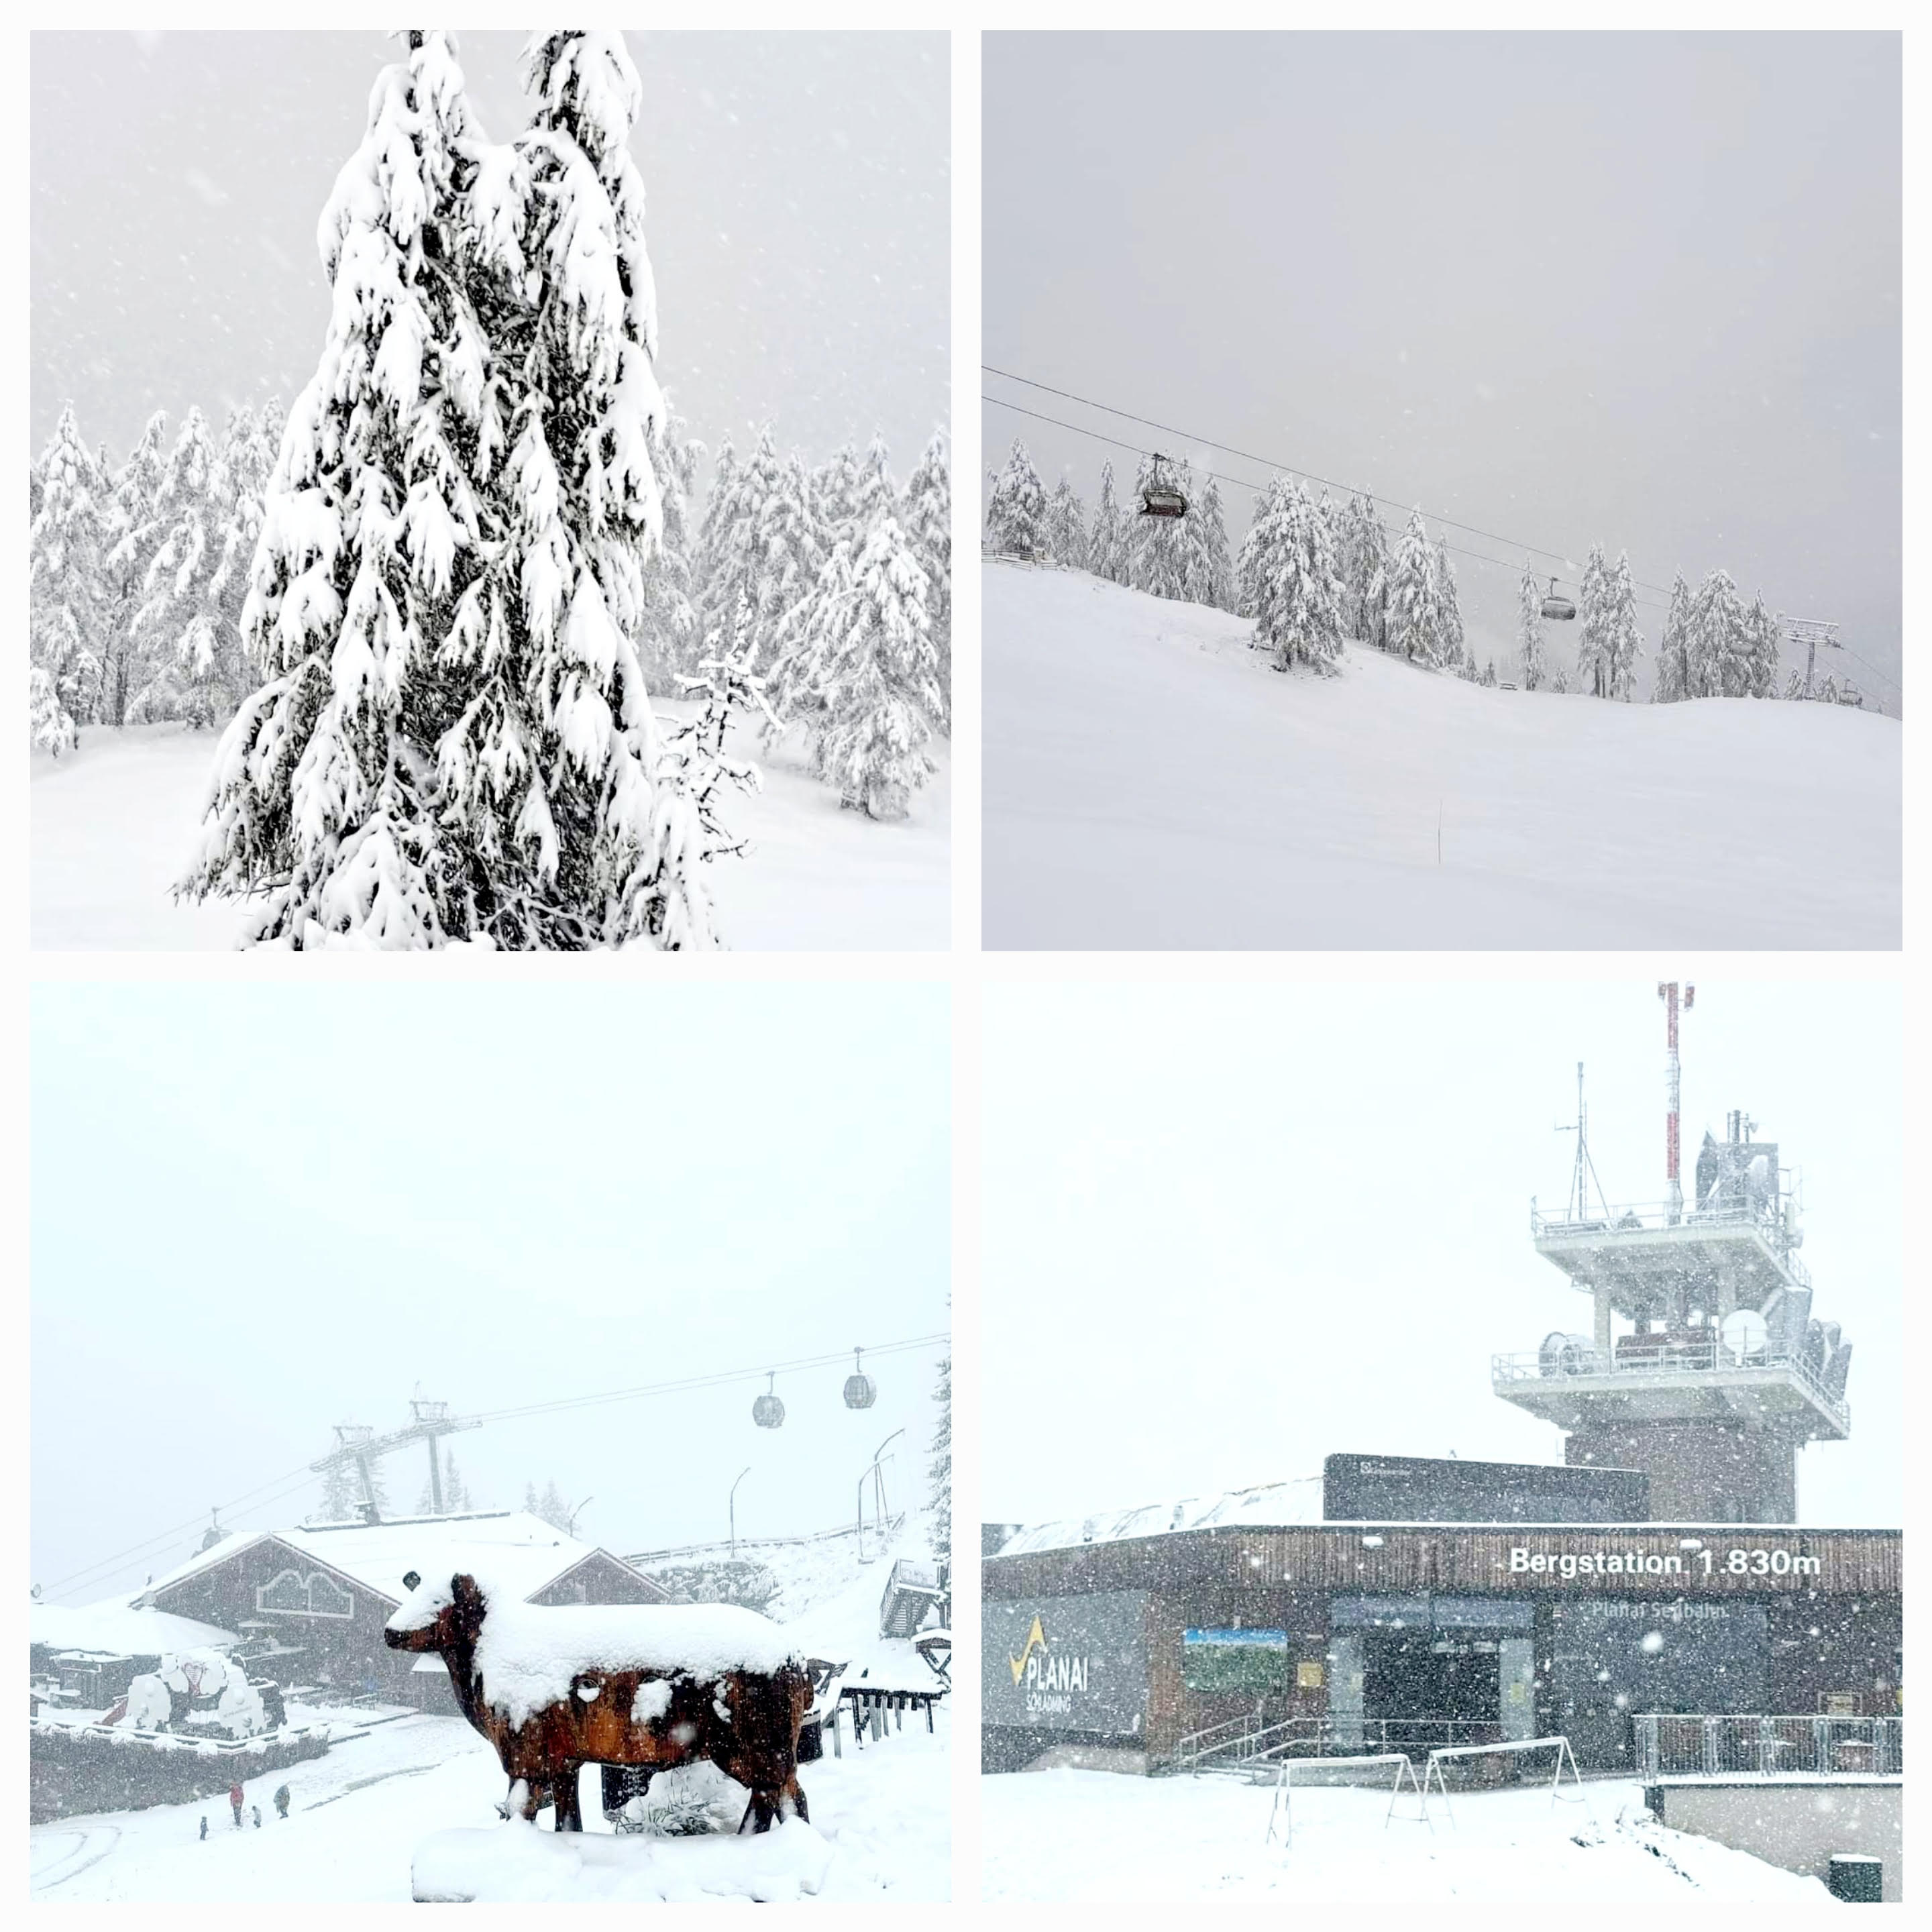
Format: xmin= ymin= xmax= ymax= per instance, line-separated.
xmin=1089 ymin=460 xmax=1126 ymax=584
xmin=186 ymin=32 xmax=708 ymax=949
xmin=750 ymin=449 xmax=825 ymax=677
xmin=690 ymin=433 xmax=739 ymax=619
xmin=1483 ymin=658 xmax=1498 ymax=688
xmin=812 ymin=442 xmax=862 ymax=545
xmin=1128 ymin=453 xmax=1192 ymax=600
xmin=1340 ymin=493 xmax=1387 ymax=643
xmin=806 ymin=519 xmax=941 ymax=820
xmin=1654 ymin=571 xmax=1692 ymax=703
xmin=1386 ymin=510 xmax=1444 ymax=665
xmin=96 ymin=411 xmax=173 ymax=724
xmin=927 ymin=1343 xmax=951 ymax=1565
xmin=1743 ymin=593 xmax=1780 ymax=698
xmin=1606 ymin=550 xmax=1644 ymax=702
xmin=313 ymin=1460 xmax=361 ymax=1524
xmin=1044 ymin=476 xmax=1087 ymax=568
xmin=899 ymin=432 xmax=951 ymax=731
xmin=638 ymin=394 xmax=704 ymax=688
xmin=984 ymin=437 xmax=1047 ymax=557
xmin=1686 ymin=570 xmax=1746 ymax=698
xmin=1515 ymin=561 xmax=1546 ymax=692
xmin=845 ymin=431 xmax=899 ymax=543
xmin=28 ymin=405 xmax=113 ymax=747
xmin=1238 ymin=477 xmax=1344 ymax=671
xmin=129 ymin=407 xmax=240 ymax=726
xmin=1575 ymin=543 xmax=1613 ymax=697
xmin=692 ymin=427 xmax=782 ymax=680
xmin=1187 ymin=471 xmax=1236 ymax=610
xmin=1433 ymin=534 xmax=1466 ymax=670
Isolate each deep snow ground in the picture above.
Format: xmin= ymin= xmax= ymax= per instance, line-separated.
xmin=983 ymin=561 xmax=1900 ymax=949
xmin=32 ymin=702 xmax=949 ymax=951
xmin=980 ymin=1766 xmax=1831 ymax=1902
xmin=30 ymin=1527 xmax=951 ymax=1902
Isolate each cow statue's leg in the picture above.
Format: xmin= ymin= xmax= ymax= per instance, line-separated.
xmin=553 ymin=1765 xmax=584 ymax=1833
xmin=739 ymin=1786 xmax=786 ymax=1834
xmin=500 ymin=1776 xmax=545 ymax=1823
xmin=780 ymin=1774 xmax=810 ymax=1824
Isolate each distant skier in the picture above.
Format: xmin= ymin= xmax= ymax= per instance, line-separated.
xmin=274 ymin=1784 xmax=291 ymax=1819
xmin=199 ymin=1817 xmax=208 ymax=1841
xmin=252 ymin=1804 xmax=262 ymax=1829
xmin=229 ymin=1780 xmax=244 ymax=1828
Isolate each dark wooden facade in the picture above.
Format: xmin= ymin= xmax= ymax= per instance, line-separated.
xmin=987 ymin=1524 xmax=1902 ymax=1766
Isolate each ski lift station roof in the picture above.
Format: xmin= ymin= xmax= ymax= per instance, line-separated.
xmin=30 ymin=1597 xmax=238 ymax=1658
xmin=132 ymin=1509 xmax=639 ymax=1613
xmin=996 ymin=1478 xmax=1326 ymax=1556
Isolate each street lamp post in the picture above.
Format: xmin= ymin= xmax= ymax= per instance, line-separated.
xmin=857 ymin=1429 xmax=905 ymax=1561
xmin=729 ymin=1466 xmax=751 ymax=1560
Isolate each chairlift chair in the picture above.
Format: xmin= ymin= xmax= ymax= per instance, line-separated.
xmin=1540 ymin=576 xmax=1577 ymax=621
xmin=1139 ymin=453 xmax=1188 ymax=519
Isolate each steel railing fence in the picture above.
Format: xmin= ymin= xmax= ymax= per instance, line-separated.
xmin=1491 ymin=1342 xmax=1849 ymax=1433
xmin=1635 ymin=1713 xmax=1902 ymax=1779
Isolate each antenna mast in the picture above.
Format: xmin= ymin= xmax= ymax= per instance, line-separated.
xmin=1658 ymin=981 xmax=1695 ymax=1224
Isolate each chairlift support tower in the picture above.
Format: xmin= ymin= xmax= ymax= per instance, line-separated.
xmin=309 ymin=1394 xmax=484 ymax=1523
xmin=1493 ymin=989 xmax=1851 ymax=1523
xmin=1786 ymin=618 xmax=1841 ymax=700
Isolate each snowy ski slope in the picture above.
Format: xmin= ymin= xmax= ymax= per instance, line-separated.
xmin=983 ymin=561 xmax=1900 ymax=949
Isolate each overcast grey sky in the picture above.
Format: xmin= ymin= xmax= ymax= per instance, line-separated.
xmin=33 ymin=30 xmax=948 ymax=485
xmin=983 ymin=979 xmax=1900 ymax=1531
xmin=985 ymin=32 xmax=1901 ymax=711
xmin=33 ymin=983 xmax=949 ymax=1605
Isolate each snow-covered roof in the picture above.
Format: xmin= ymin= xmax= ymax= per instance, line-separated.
xmin=994 ymin=1479 xmax=1326 ymax=1556
xmin=140 ymin=1511 xmax=625 ymax=1609
xmin=30 ymin=1598 xmax=238 ymax=1656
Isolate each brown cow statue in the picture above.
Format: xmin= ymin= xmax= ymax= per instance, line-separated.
xmin=384 ymin=1572 xmax=812 ymax=1835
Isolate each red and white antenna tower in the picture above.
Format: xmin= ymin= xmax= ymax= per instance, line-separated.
xmin=1658 ymin=981 xmax=1695 ymax=1223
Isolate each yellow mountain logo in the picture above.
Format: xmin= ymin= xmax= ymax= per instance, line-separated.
xmin=1008 ymin=1614 xmax=1048 ymax=1685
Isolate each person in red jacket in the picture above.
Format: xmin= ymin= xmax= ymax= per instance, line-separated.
xmin=229 ymin=1781 xmax=244 ymax=1829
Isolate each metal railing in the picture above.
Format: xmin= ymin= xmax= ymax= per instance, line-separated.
xmin=1176 ymin=1714 xmax=1503 ymax=1775
xmin=1635 ymin=1714 xmax=1901 ymax=1780
xmin=1492 ymin=1342 xmax=1850 ymax=1433
xmin=1530 ymin=1197 xmax=1811 ymax=1289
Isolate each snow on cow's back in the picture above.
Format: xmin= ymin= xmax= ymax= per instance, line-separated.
xmin=472 ymin=1601 xmax=804 ymax=1729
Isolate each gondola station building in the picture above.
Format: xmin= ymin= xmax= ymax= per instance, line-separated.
xmin=983 ymin=1061 xmax=1901 ymax=1778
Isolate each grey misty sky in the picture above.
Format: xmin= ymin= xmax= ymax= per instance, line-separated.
xmin=32 ymin=983 xmax=949 ymax=1606
xmin=32 ymin=30 xmax=949 ymax=484
xmin=984 ymin=32 xmax=1901 ymax=709
xmin=983 ymin=980 xmax=1900 ymax=1532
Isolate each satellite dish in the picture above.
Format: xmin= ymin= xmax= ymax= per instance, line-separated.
xmin=1721 ymin=1309 xmax=1768 ymax=1361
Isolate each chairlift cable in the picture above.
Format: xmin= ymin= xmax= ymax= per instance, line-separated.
xmin=983 ymin=392 xmax=1670 ymax=613
xmin=985 ymin=363 xmax=1684 ymax=597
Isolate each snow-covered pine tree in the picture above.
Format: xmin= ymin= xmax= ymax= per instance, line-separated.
xmin=692 ymin=427 xmax=782 ymax=680
xmin=845 ymin=432 xmax=898 ymax=543
xmin=28 ymin=405 xmax=112 ymax=747
xmin=898 ymin=431 xmax=951 ymax=731
xmin=1576 ymin=543 xmax=1612 ymax=697
xmin=807 ymin=518 xmax=941 ymax=820
xmin=639 ymin=394 xmax=703 ymax=688
xmin=1188 ymin=471 xmax=1236 ymax=610
xmin=812 ymin=443 xmax=862 ymax=545
xmin=927 ymin=1344 xmax=951 ymax=1565
xmin=1339 ymin=493 xmax=1386 ymax=643
xmin=187 ymin=32 xmax=710 ymax=949
xmin=1433 ymin=534 xmax=1466 ymax=671
xmin=690 ymin=433 xmax=739 ymax=623
xmin=1686 ymin=570 xmax=1745 ymax=698
xmin=539 ymin=1479 xmax=571 ymax=1530
xmin=1044 ymin=476 xmax=1087 ymax=569
xmin=750 ymin=448 xmax=824 ymax=676
xmin=1550 ymin=665 xmax=1570 ymax=694
xmin=129 ymin=407 xmax=239 ymax=726
xmin=1743 ymin=593 xmax=1780 ymax=698
xmin=1240 ymin=476 xmax=1344 ymax=672
xmin=1127 ymin=452 xmax=1193 ymax=601
xmin=1654 ymin=571 xmax=1692 ymax=703
xmin=442 ymin=1454 xmax=473 ymax=1513
xmin=96 ymin=411 xmax=172 ymax=724
xmin=1483 ymin=658 xmax=1498 ymax=688
xmin=1089 ymin=460 xmax=1126 ymax=584
xmin=1606 ymin=550 xmax=1644 ymax=701
xmin=1385 ymin=510 xmax=1444 ymax=665
xmin=1515 ymin=561 xmax=1546 ymax=692
xmin=315 ymin=1460 xmax=361 ymax=1523
xmin=983 ymin=437 xmax=1047 ymax=557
